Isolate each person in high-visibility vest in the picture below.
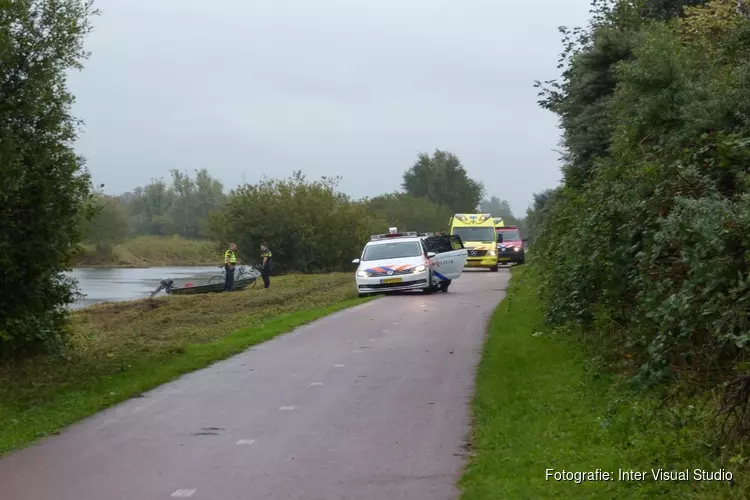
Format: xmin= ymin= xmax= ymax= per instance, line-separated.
xmin=224 ymin=243 xmax=238 ymax=291
xmin=260 ymin=242 xmax=273 ymax=289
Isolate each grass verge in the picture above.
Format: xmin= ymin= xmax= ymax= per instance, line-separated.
xmin=459 ymin=265 xmax=747 ymax=499
xmin=75 ymin=235 xmax=218 ymax=267
xmin=0 ymin=272 xmax=372 ymax=456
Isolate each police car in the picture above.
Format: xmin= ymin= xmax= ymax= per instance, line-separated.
xmin=353 ymin=228 xmax=468 ymax=297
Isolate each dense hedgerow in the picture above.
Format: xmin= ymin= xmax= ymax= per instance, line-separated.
xmin=532 ymin=0 xmax=750 ymax=401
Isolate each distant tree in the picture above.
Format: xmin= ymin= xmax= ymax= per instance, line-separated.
xmin=120 ymin=170 xmax=225 ymax=239
xmin=365 ymin=193 xmax=452 ymax=233
xmin=192 ymin=169 xmax=226 ymax=237
xmin=479 ymin=196 xmax=514 ymax=219
xmin=479 ymin=196 xmax=529 ymax=235
xmin=122 ymin=178 xmax=174 ymax=236
xmin=0 ymin=0 xmax=98 ymax=357
xmin=82 ymin=194 xmax=128 ymax=256
xmin=402 ymin=150 xmax=484 ymax=213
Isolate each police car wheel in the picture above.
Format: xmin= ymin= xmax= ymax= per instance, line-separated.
xmin=490 ymin=265 xmax=499 ymax=272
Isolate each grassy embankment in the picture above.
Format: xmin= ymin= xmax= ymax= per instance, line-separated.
xmin=0 ymin=273 xmax=372 ymax=456
xmin=75 ymin=235 xmax=219 ymax=267
xmin=460 ymin=266 xmax=747 ymax=499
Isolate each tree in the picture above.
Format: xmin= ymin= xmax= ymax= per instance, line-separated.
xmin=401 ymin=150 xmax=484 ymax=213
xmin=479 ymin=196 xmax=514 ymax=219
xmin=0 ymin=0 xmax=97 ymax=357
xmin=119 ymin=169 xmax=226 ymax=239
xmin=365 ymin=193 xmax=452 ymax=233
xmin=81 ymin=194 xmax=128 ymax=259
xmin=642 ymin=0 xmax=710 ymax=19
xmin=524 ymin=188 xmax=559 ymax=244
xmin=123 ymin=178 xmax=174 ymax=236
xmin=192 ymin=169 xmax=226 ymax=238
xmin=210 ymin=172 xmax=374 ymax=273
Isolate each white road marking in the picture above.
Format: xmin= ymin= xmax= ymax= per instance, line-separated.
xmin=236 ymin=439 xmax=256 ymax=445
xmin=171 ymin=490 xmax=196 ymax=498
xmin=369 ymin=339 xmax=378 ymax=342
xmin=353 ymin=350 xmax=363 ymax=353
xmin=279 ymin=406 xmax=296 ymax=411
xmin=334 ymin=364 xmax=345 ymax=367
xmin=381 ymin=329 xmax=390 ymax=333
xmin=309 ymin=382 xmax=323 ymax=386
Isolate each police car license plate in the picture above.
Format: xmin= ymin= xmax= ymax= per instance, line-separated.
xmin=498 ymin=257 xmax=510 ymax=261
xmin=381 ymin=277 xmax=402 ymax=284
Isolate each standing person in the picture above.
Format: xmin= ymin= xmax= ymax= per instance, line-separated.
xmin=260 ymin=242 xmax=272 ymax=289
xmin=224 ymin=243 xmax=238 ymax=292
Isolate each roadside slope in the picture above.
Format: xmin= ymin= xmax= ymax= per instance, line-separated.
xmin=460 ymin=266 xmax=744 ymax=499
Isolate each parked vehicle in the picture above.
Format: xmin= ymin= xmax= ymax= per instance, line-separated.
xmin=353 ymin=228 xmax=468 ymax=297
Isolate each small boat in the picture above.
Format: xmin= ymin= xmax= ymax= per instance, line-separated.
xmin=149 ymin=277 xmax=256 ymax=297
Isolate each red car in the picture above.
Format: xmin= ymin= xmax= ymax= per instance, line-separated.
xmin=495 ymin=225 xmax=526 ymax=265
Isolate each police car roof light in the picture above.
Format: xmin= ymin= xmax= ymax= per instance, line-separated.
xmin=370 ymin=231 xmax=418 ymax=240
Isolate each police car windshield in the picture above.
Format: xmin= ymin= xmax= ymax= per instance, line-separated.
xmin=452 ymin=227 xmax=495 ymax=243
xmin=362 ymin=241 xmax=422 ymax=261
xmin=497 ymin=230 xmax=520 ymax=241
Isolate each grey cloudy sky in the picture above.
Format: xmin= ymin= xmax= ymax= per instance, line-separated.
xmin=68 ymin=0 xmax=592 ymax=216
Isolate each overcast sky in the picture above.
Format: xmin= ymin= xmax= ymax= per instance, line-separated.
xmin=68 ymin=0 xmax=592 ymax=216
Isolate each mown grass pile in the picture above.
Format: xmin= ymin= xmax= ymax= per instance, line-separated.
xmin=0 ymin=272 xmax=368 ymax=455
xmin=529 ymin=0 xmax=750 ymax=461
xmin=461 ymin=267 xmax=744 ymax=499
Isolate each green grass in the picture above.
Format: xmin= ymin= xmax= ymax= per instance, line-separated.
xmin=460 ymin=266 xmax=747 ymax=499
xmin=0 ymin=272 xmax=373 ymax=455
xmin=76 ymin=235 xmax=218 ymax=267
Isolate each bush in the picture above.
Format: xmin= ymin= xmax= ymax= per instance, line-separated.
xmin=0 ymin=0 xmax=97 ymax=358
xmin=533 ymin=0 xmax=750 ymax=401
xmin=210 ymin=172 xmax=377 ymax=273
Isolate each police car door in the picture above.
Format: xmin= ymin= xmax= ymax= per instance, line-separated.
xmin=423 ymin=235 xmax=468 ymax=280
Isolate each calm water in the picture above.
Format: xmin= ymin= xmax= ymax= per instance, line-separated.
xmin=67 ymin=266 xmax=223 ymax=309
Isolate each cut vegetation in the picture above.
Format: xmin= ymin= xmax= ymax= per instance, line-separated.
xmin=460 ymin=266 xmax=745 ymax=499
xmin=0 ymin=273 xmax=372 ymax=456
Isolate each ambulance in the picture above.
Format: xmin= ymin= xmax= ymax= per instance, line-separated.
xmin=449 ymin=213 xmax=499 ymax=271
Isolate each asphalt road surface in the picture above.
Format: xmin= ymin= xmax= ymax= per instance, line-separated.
xmin=0 ymin=269 xmax=511 ymax=500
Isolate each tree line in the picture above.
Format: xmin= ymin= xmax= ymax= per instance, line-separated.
xmin=527 ymin=0 xmax=750 ymax=439
xmin=82 ymin=150 xmax=527 ymax=272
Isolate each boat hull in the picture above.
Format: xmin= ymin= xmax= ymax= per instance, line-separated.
xmin=168 ymin=278 xmax=256 ymax=295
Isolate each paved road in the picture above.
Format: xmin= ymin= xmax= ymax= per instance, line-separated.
xmin=0 ymin=270 xmax=510 ymax=500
